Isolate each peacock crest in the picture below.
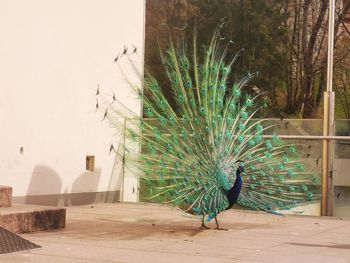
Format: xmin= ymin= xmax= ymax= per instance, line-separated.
xmin=97 ymin=28 xmax=321 ymax=228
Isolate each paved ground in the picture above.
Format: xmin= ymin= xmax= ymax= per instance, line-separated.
xmin=0 ymin=202 xmax=350 ymax=262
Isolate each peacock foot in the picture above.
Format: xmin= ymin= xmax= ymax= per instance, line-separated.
xmin=214 ymin=226 xmax=228 ymax=231
xmin=199 ymin=224 xmax=210 ymax=230
xmin=214 ymin=217 xmax=228 ymax=230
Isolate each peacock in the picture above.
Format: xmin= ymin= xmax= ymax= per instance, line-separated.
xmin=97 ymin=28 xmax=321 ymax=230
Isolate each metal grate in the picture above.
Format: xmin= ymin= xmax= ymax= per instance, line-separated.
xmin=0 ymin=227 xmax=40 ymax=254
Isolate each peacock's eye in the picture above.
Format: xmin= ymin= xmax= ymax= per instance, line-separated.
xmin=241 ymin=111 xmax=248 ymax=119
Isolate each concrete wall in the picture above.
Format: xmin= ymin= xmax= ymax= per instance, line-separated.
xmin=0 ymin=0 xmax=144 ymax=204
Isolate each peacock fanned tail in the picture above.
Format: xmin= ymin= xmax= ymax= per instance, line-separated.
xmin=99 ymin=29 xmax=321 ymax=220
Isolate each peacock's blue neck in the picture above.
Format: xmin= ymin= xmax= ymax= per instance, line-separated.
xmin=226 ymin=170 xmax=243 ymax=209
xmin=233 ymin=172 xmax=243 ymax=188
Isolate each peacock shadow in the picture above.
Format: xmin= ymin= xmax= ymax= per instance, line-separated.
xmin=65 ymin=217 xmax=273 ymax=240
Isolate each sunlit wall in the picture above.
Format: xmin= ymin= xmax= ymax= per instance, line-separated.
xmin=0 ymin=0 xmax=145 ymax=204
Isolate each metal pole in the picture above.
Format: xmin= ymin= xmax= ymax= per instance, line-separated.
xmin=121 ymin=117 xmax=126 ymax=202
xmin=322 ymin=94 xmax=330 ymax=216
xmin=136 ymin=0 xmax=147 ymax=203
xmin=322 ymin=0 xmax=336 ymax=216
xmin=326 ymin=0 xmax=335 ymax=94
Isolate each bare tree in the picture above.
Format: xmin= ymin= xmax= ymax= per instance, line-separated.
xmin=285 ymin=0 xmax=350 ymax=117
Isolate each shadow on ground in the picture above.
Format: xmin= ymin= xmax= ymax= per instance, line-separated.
xmin=288 ymin=242 xmax=350 ymax=250
xmin=62 ymin=216 xmax=273 ymax=240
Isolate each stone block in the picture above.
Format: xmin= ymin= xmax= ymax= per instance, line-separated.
xmin=0 ymin=205 xmax=66 ymax=233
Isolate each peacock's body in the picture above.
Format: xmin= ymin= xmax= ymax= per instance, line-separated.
xmin=99 ymin=29 xmax=320 ymax=229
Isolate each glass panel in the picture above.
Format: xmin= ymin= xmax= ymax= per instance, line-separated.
xmin=334 ymin=120 xmax=350 ymax=218
xmin=333 ymin=0 xmax=350 ymax=218
xmin=263 ymin=119 xmax=323 ymax=136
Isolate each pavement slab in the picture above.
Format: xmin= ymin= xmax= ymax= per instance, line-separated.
xmin=0 ymin=202 xmax=349 ymax=263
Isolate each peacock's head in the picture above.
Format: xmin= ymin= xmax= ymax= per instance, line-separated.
xmin=235 ymin=160 xmax=245 ymax=175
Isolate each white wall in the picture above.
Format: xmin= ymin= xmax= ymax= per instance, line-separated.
xmin=0 ymin=0 xmax=144 ymax=198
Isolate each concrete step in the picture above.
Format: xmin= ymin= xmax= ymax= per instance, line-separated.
xmin=0 ymin=204 xmax=65 ymax=233
xmin=0 ymin=186 xmax=12 ymax=207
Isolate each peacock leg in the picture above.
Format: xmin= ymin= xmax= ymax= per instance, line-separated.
xmin=199 ymin=215 xmax=210 ymax=229
xmin=214 ymin=216 xmax=228 ymax=231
